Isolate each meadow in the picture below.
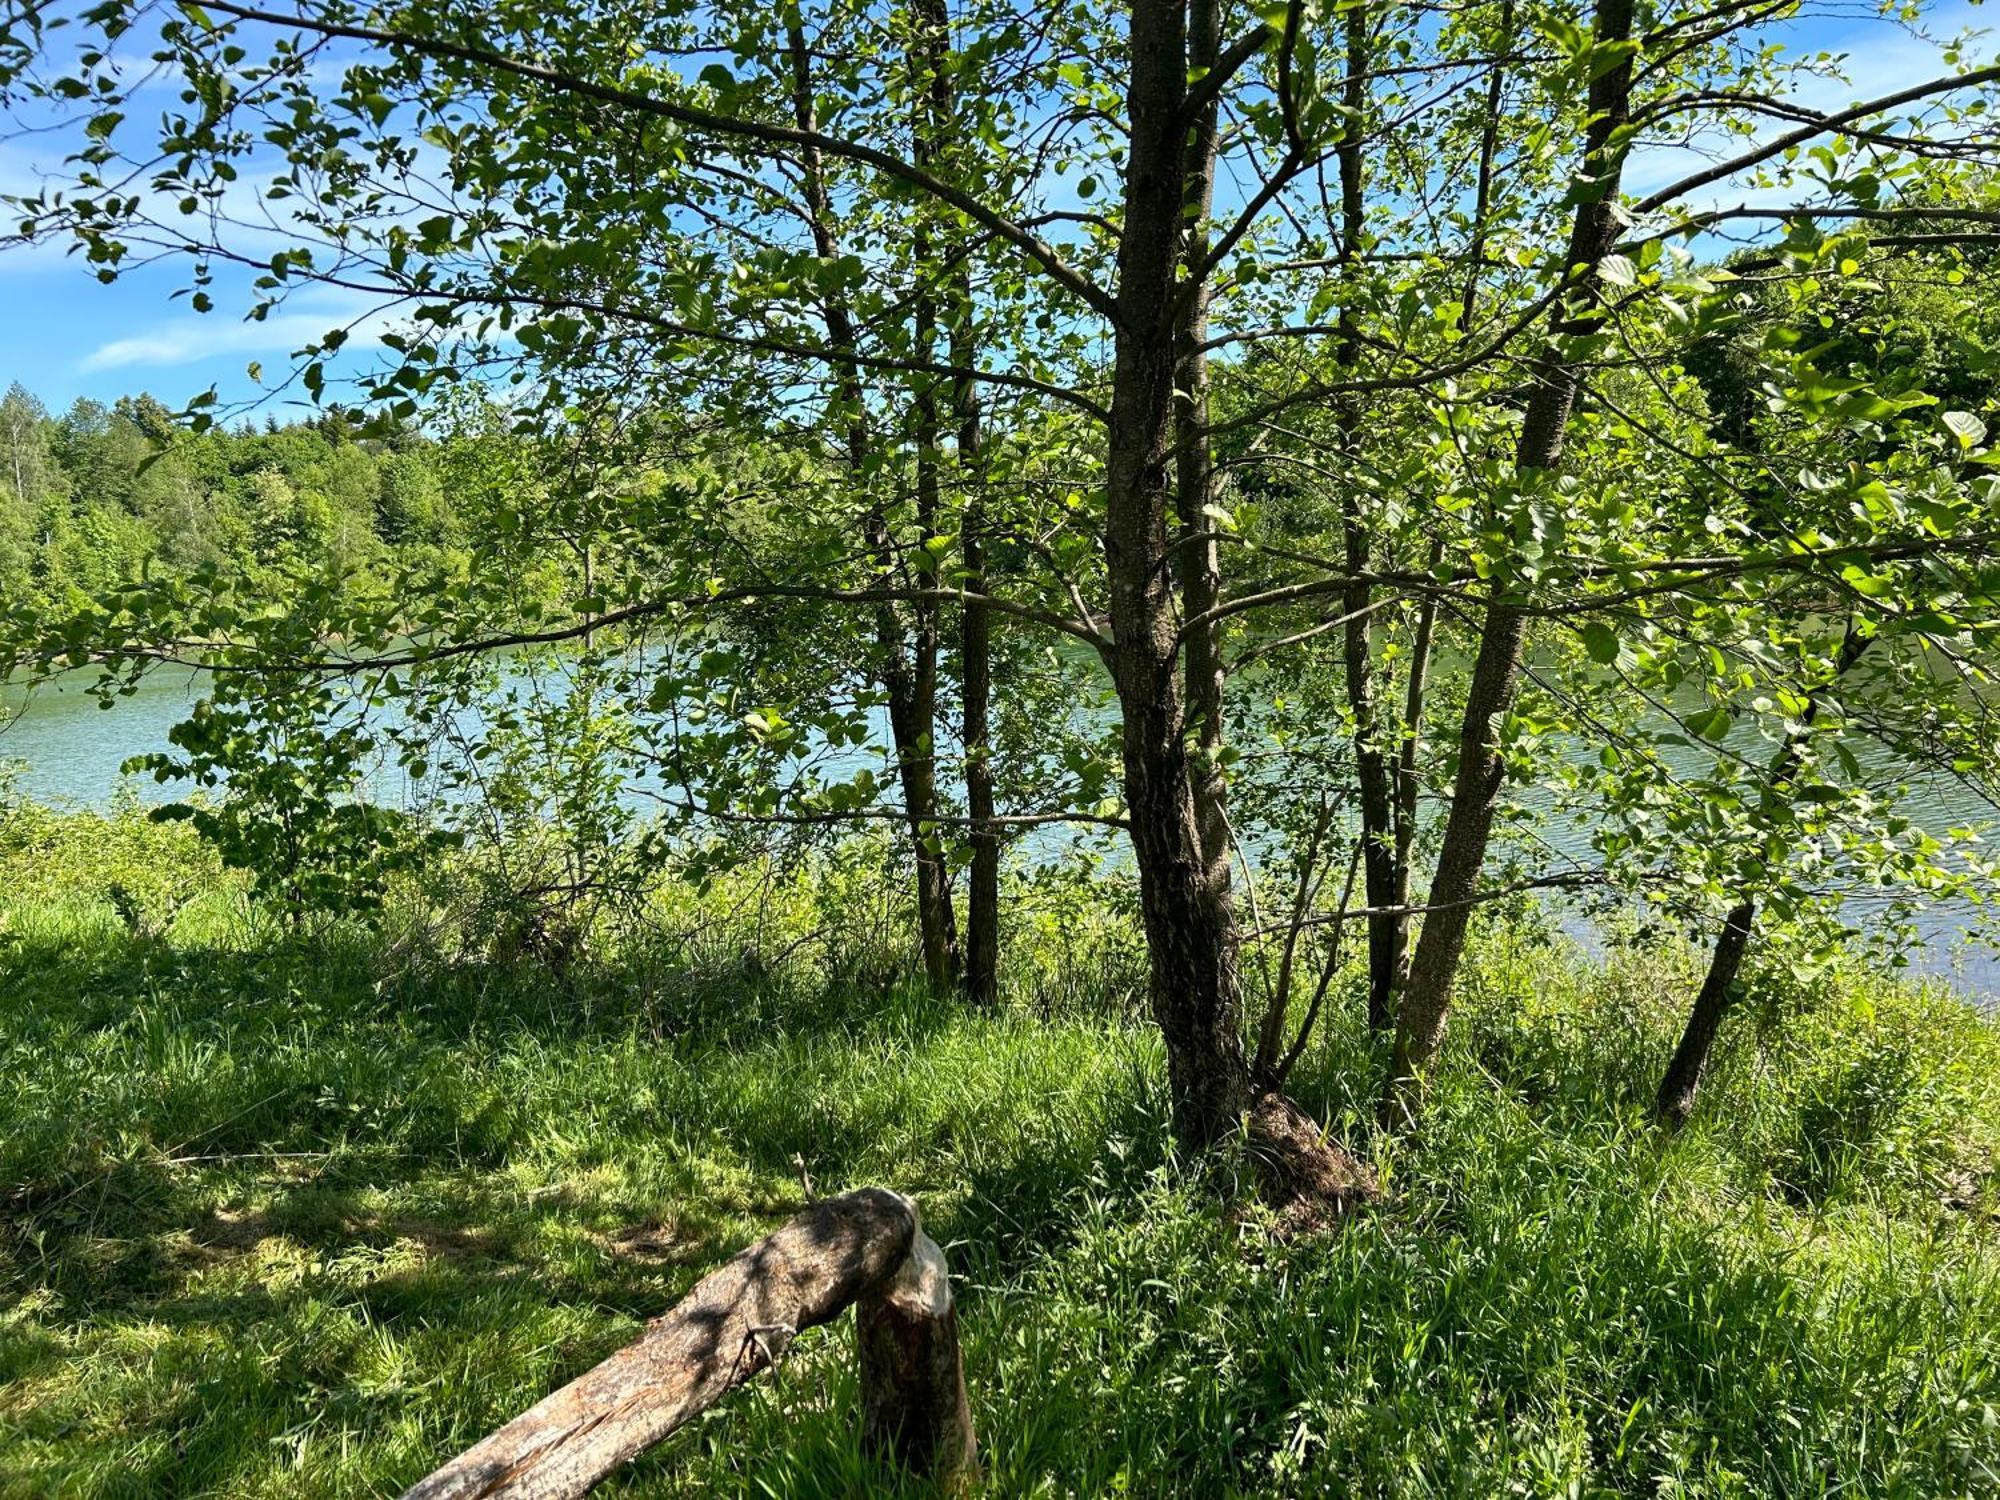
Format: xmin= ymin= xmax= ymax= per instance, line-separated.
xmin=2 ymin=801 xmax=1996 ymax=1498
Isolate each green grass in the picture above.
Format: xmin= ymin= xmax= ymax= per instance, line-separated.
xmin=1 ymin=828 xmax=1997 ymax=1496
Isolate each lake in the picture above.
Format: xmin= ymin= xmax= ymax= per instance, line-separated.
xmin=4 ymin=658 xmax=1994 ymax=1004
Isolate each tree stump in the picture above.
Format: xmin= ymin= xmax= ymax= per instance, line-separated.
xmin=857 ymin=1225 xmax=979 ymax=1490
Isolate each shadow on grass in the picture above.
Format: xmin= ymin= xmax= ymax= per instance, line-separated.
xmin=6 ymin=914 xmax=1995 ymax=1498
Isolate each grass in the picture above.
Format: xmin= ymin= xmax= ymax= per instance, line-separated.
xmin=1 ymin=813 xmax=1997 ymax=1497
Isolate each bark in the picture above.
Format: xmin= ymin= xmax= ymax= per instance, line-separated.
xmin=884 ymin=646 xmax=959 ymax=991
xmin=1388 ymin=542 xmax=1441 ymax=993
xmin=1174 ymin=0 xmax=1231 ymax=882
xmin=1326 ymin=1 xmax=1399 ymax=1032
xmin=1387 ymin=0 xmax=1513 ymax=999
xmin=1108 ymin=0 xmax=1249 ymax=1147
xmin=400 ymin=1190 xmax=975 ymax=1500
xmin=1655 ymin=899 xmax=1754 ymax=1129
xmin=856 ymin=1227 xmax=979 ymax=1489
xmin=788 ymin=26 xmax=956 ymax=991
xmin=911 ymin=0 xmax=1000 ymax=1009
xmin=1384 ymin=0 xmax=1635 ymax=1124
xmin=905 ymin=4 xmax=961 ymax=990
xmin=1103 ymin=0 xmax=1372 ymax=1191
xmin=955 ymin=317 xmax=1000 ymax=1007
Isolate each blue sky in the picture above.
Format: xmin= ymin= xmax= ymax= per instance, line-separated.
xmin=0 ymin=1 xmax=1989 ymax=417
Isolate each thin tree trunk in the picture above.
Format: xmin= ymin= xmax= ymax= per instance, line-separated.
xmin=1387 ymin=0 xmax=1513 ymax=999
xmin=913 ymin=0 xmax=999 ymax=1007
xmin=788 ymin=25 xmax=956 ymax=991
xmin=1655 ymin=626 xmax=1868 ymax=1127
xmin=1655 ymin=899 xmax=1755 ymax=1129
xmin=954 ymin=314 xmax=999 ymax=1007
xmin=1327 ymin=0 xmax=1398 ymax=1032
xmin=1389 ymin=540 xmax=1441 ymax=991
xmin=1385 ymin=0 xmax=1635 ymax=1124
xmin=906 ymin=10 xmax=961 ymax=990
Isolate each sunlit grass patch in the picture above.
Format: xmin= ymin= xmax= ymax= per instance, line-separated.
xmin=1 ymin=865 xmax=1996 ymax=1497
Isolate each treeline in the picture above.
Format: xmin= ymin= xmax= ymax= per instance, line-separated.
xmin=0 ymin=385 xmax=542 ymax=610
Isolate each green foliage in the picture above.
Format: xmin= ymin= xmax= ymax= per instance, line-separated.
xmin=0 ymin=383 xmax=560 ymax=621
xmin=0 ymin=817 xmax=1995 ymax=1497
xmin=0 ymin=774 xmax=227 ymax=934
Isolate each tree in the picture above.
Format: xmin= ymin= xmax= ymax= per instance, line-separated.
xmin=0 ymin=382 xmax=55 ymax=594
xmin=4 ymin=0 xmax=1997 ymax=1167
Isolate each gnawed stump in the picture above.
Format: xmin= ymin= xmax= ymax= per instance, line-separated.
xmin=399 ymin=1188 xmax=976 ymax=1499
xmin=857 ymin=1228 xmax=979 ymax=1491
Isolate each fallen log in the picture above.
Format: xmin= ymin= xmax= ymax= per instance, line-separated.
xmin=400 ymin=1187 xmax=977 ymax=1499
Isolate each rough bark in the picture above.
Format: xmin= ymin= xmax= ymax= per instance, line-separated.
xmin=912 ymin=0 xmax=1000 ymax=1009
xmin=856 ymin=1227 xmax=979 ymax=1489
xmin=789 ymin=25 xmax=956 ymax=991
xmin=1101 ymin=0 xmax=1372 ymax=1195
xmin=1655 ymin=899 xmax=1754 ymax=1129
xmin=955 ymin=325 xmax=1000 ymax=1008
xmin=399 ymin=1189 xmax=975 ymax=1500
xmin=1107 ymin=0 xmax=1250 ymax=1147
xmin=1387 ymin=0 xmax=1513 ymax=1000
xmin=1174 ymin=0 xmax=1231 ymax=881
xmin=1384 ymin=0 xmax=1635 ymax=1124
xmin=905 ymin=1 xmax=961 ymax=991
xmin=1388 ymin=545 xmax=1440 ymax=994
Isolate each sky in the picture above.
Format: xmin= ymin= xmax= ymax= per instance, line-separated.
xmin=0 ymin=0 xmax=1989 ymax=418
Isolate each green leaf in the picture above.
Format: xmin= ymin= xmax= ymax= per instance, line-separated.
xmin=1685 ymin=707 xmax=1732 ymax=743
xmin=1580 ymin=620 xmax=1619 ymax=664
xmin=1942 ymin=410 xmax=1988 ymax=450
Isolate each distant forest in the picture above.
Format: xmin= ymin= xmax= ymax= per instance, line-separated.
xmin=0 ymin=385 xmax=540 ymax=611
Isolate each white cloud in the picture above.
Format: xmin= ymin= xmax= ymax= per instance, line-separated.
xmin=77 ymin=290 xmax=403 ymax=372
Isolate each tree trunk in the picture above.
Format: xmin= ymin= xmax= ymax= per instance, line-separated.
xmin=1384 ymin=0 xmax=1635 ymax=1124
xmin=1387 ymin=0 xmax=1513 ymax=1000
xmin=1388 ymin=548 xmax=1440 ymax=995
xmin=789 ymin=24 xmax=956 ymax=992
xmin=1173 ymin=0 xmax=1231 ymax=881
xmin=1108 ymin=0 xmax=1249 ymax=1148
xmin=904 ymin=5 xmax=961 ymax=991
xmin=1655 ymin=899 xmax=1754 ymax=1129
xmin=913 ymin=0 xmax=1000 ymax=1009
xmin=956 ymin=329 xmax=1000 ymax=1008
xmin=1106 ymin=0 xmax=1372 ymax=1204
xmin=883 ymin=636 xmax=959 ymax=991
xmin=1654 ymin=627 xmax=1867 ymax=1127
xmin=1327 ymin=1 xmax=1399 ymax=1032
xmin=399 ymin=1189 xmax=975 ymax=1500
xmin=856 ymin=1228 xmax=979 ymax=1489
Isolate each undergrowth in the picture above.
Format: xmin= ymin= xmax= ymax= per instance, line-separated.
xmin=1 ymin=804 xmax=1995 ymax=1497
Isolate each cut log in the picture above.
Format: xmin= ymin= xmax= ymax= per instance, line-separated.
xmin=400 ymin=1187 xmax=976 ymax=1499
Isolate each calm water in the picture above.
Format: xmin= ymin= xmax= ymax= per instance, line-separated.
xmin=4 ymin=662 xmax=1994 ymax=1002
